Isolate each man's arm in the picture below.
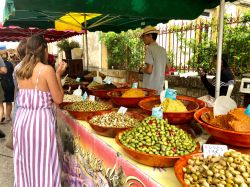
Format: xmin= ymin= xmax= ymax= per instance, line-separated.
xmin=143 ymin=63 xmax=153 ymax=74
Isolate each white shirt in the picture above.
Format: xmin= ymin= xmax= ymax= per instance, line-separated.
xmin=142 ymin=42 xmax=168 ymax=95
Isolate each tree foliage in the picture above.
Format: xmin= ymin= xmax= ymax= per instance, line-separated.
xmin=177 ymin=11 xmax=250 ymax=76
xmin=100 ymin=29 xmax=144 ymax=71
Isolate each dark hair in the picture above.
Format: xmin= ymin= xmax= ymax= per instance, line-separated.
xmin=213 ymin=54 xmax=229 ymax=68
xmin=17 ymin=38 xmax=27 ymax=60
xmin=16 ymin=35 xmax=48 ymax=79
xmin=151 ymin=33 xmax=158 ymax=41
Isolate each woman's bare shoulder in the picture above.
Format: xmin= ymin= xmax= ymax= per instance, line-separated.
xmin=39 ymin=64 xmax=55 ymax=74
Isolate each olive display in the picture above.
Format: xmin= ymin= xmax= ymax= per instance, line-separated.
xmin=65 ymin=77 xmax=81 ymax=85
xmin=63 ymin=94 xmax=83 ymax=102
xmin=183 ymin=150 xmax=250 ymax=186
xmin=119 ymin=116 xmax=197 ymax=156
xmin=87 ymin=81 xmax=101 ymax=89
xmin=63 ymin=100 xmax=111 ymax=112
xmin=89 ymin=112 xmax=140 ymax=128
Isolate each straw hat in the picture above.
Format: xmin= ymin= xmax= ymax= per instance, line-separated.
xmin=141 ymin=26 xmax=159 ymax=37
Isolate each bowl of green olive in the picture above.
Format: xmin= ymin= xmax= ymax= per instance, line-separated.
xmin=116 ymin=116 xmax=200 ymax=167
xmin=174 ymin=150 xmax=250 ymax=187
xmin=88 ymin=110 xmax=144 ymax=137
xmin=63 ymin=100 xmax=112 ymax=121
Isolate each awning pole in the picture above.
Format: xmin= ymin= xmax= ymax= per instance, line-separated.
xmin=84 ymin=14 xmax=89 ymax=70
xmin=215 ymin=0 xmax=225 ymax=98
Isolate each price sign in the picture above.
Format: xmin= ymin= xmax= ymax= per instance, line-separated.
xmin=132 ymin=82 xmax=138 ymax=88
xmin=89 ymin=95 xmax=95 ymax=102
xmin=165 ymin=88 xmax=177 ymax=100
xmin=244 ymin=104 xmax=250 ymax=117
xmin=152 ymin=106 xmax=163 ymax=119
xmin=76 ymin=77 xmax=81 ymax=82
xmin=117 ymin=106 xmax=128 ymax=115
xmin=67 ymin=86 xmax=71 ymax=92
xmin=82 ymin=92 xmax=88 ymax=101
xmin=203 ymin=144 xmax=228 ymax=158
xmin=104 ymin=76 xmax=112 ymax=84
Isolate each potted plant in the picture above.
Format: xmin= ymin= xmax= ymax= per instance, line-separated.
xmin=57 ymin=40 xmax=80 ymax=59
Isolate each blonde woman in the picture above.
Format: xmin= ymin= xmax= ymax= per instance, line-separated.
xmin=14 ymin=35 xmax=67 ymax=187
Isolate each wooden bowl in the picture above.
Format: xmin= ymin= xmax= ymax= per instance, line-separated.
xmin=115 ymin=131 xmax=200 ymax=167
xmin=64 ymin=103 xmax=113 ymax=121
xmin=89 ymin=84 xmax=116 ymax=99
xmin=59 ymin=102 xmax=73 ymax=109
xmin=194 ymin=98 xmax=206 ymax=109
xmin=88 ymin=110 xmax=144 ymax=137
xmin=138 ymin=96 xmax=199 ymax=124
xmin=89 ymin=89 xmax=111 ymax=99
xmin=83 ymin=76 xmax=94 ymax=83
xmin=107 ymin=88 xmax=157 ymax=108
xmin=194 ymin=107 xmax=250 ymax=147
xmin=174 ymin=153 xmax=203 ymax=187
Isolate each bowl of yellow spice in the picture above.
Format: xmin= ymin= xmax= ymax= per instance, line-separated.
xmin=107 ymin=88 xmax=157 ymax=107
xmin=138 ymin=96 xmax=199 ymax=124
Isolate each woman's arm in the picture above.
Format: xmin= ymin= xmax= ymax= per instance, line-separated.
xmin=0 ymin=66 xmax=7 ymax=74
xmin=45 ymin=62 xmax=67 ymax=104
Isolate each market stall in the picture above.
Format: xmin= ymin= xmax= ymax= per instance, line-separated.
xmin=57 ymin=80 xmax=250 ymax=186
xmin=56 ymin=108 xmax=182 ymax=186
xmin=4 ymin=1 xmax=250 ymax=187
xmin=56 ymin=99 xmax=209 ymax=186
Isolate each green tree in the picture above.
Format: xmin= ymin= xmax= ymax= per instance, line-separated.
xmin=177 ymin=11 xmax=250 ymax=76
xmin=223 ymin=12 xmax=250 ymax=77
xmin=100 ymin=29 xmax=144 ymax=71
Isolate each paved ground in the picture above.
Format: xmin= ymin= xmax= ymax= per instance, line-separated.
xmin=0 ymin=120 xmax=14 ymax=187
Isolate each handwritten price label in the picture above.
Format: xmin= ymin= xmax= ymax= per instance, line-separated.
xmin=132 ymin=82 xmax=138 ymax=88
xmin=76 ymin=77 xmax=81 ymax=82
xmin=104 ymin=76 xmax=112 ymax=84
xmin=82 ymin=92 xmax=88 ymax=101
xmin=203 ymin=144 xmax=228 ymax=158
xmin=89 ymin=95 xmax=95 ymax=102
xmin=117 ymin=106 xmax=128 ymax=115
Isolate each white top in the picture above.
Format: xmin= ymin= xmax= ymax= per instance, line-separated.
xmin=142 ymin=42 xmax=168 ymax=95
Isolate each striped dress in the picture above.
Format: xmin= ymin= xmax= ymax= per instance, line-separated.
xmin=13 ymin=84 xmax=61 ymax=186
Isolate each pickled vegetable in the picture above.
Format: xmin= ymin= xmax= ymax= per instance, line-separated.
xmin=89 ymin=112 xmax=140 ymax=128
xmin=64 ymin=100 xmax=111 ymax=112
xmin=63 ymin=94 xmax=82 ymax=102
xmin=87 ymin=81 xmax=101 ymax=89
xmin=183 ymin=150 xmax=250 ymax=186
xmin=119 ymin=116 xmax=197 ymax=156
xmin=65 ymin=77 xmax=81 ymax=85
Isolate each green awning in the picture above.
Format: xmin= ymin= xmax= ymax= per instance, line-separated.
xmin=3 ymin=0 xmax=234 ymax=32
xmin=4 ymin=10 xmax=167 ymax=32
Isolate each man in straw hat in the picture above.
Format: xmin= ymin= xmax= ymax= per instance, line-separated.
xmin=139 ymin=26 xmax=170 ymax=95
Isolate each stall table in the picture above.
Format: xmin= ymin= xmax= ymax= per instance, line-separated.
xmin=56 ymin=107 xmax=208 ymax=186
